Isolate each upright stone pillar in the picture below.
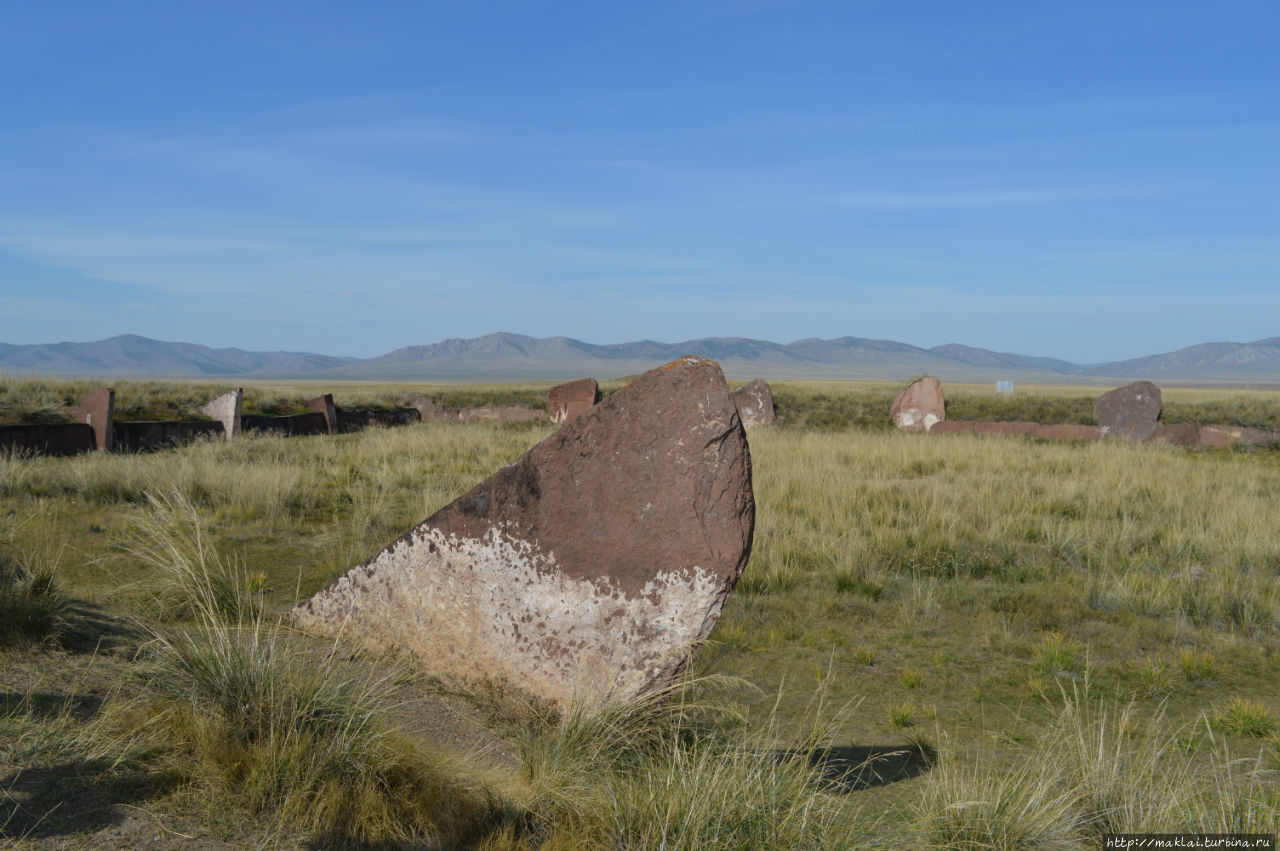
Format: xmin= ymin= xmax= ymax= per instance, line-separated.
xmin=306 ymin=394 xmax=337 ymax=434
xmin=68 ymin=388 xmax=115 ymax=451
xmin=200 ymin=388 xmax=243 ymax=440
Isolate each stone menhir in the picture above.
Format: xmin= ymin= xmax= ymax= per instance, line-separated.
xmin=68 ymin=388 xmax=115 ymax=451
xmin=294 ymin=356 xmax=755 ymax=710
xmin=200 ymin=389 xmax=243 ymax=440
xmin=306 ymin=394 xmax=337 ymax=434
xmin=1094 ymin=381 xmax=1161 ymax=441
xmin=405 ymin=393 xmax=442 ymax=422
xmin=891 ymin=377 xmax=945 ymax=432
xmin=547 ymin=378 xmax=600 ymax=424
xmin=731 ymin=379 xmax=775 ymax=427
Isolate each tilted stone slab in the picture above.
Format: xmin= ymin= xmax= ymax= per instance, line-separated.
xmin=731 ymin=379 xmax=776 ymax=427
xmin=406 ymin=394 xmax=444 ymax=422
xmin=891 ymin=377 xmax=945 ymax=432
xmin=200 ymin=389 xmax=243 ymax=440
xmin=68 ymin=388 xmax=115 ymax=451
xmin=306 ymin=394 xmax=337 ymax=434
xmin=294 ymin=356 xmax=755 ymax=709
xmin=928 ymin=420 xmax=974 ymax=435
xmin=547 ymin=378 xmax=600 ymax=424
xmin=1094 ymin=381 xmax=1161 ymax=441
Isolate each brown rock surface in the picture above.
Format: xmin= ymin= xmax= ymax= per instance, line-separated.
xmin=731 ymin=379 xmax=776 ymax=427
xmin=1032 ymin=424 xmax=1104 ymax=441
xmin=200 ymin=389 xmax=243 ymax=439
xmin=1149 ymin=424 xmax=1202 ymax=446
xmin=294 ymin=355 xmax=755 ymax=709
xmin=456 ymin=406 xmax=547 ymax=423
xmin=1199 ymin=425 xmax=1277 ymax=448
xmin=1094 ymin=381 xmax=1162 ymax=441
xmin=306 ymin=394 xmax=337 ymax=434
xmin=891 ymin=377 xmax=945 ymax=432
xmin=974 ymin=421 xmax=1039 ymax=436
xmin=68 ymin=388 xmax=115 ymax=451
xmin=547 ymin=378 xmax=600 ymax=424
xmin=928 ymin=420 xmax=975 ymax=435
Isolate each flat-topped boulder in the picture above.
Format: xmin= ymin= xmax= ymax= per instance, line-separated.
xmin=1095 ymin=381 xmax=1161 ymax=441
xmin=731 ymin=379 xmax=775 ymax=427
xmin=891 ymin=377 xmax=945 ymax=432
xmin=294 ymin=355 xmax=755 ymax=710
xmin=547 ymin=378 xmax=600 ymax=424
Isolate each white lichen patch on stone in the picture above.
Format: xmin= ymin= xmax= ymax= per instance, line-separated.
xmin=294 ymin=526 xmax=726 ymax=709
xmin=923 ymin=413 xmax=940 ymax=431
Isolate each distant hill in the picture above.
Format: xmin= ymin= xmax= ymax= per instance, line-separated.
xmin=2 ymin=332 xmax=1279 ymax=383
xmin=0 ymin=334 xmax=356 ymax=377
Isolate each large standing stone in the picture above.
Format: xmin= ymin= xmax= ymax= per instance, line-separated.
xmin=306 ymin=394 xmax=337 ymax=434
xmin=731 ymin=379 xmax=775 ymax=427
xmin=68 ymin=388 xmax=115 ymax=451
xmin=294 ymin=356 xmax=755 ymax=710
xmin=547 ymin=378 xmax=600 ymax=424
xmin=1094 ymin=381 xmax=1162 ymax=441
xmin=891 ymin=377 xmax=945 ymax=432
xmin=200 ymin=389 xmax=243 ymax=440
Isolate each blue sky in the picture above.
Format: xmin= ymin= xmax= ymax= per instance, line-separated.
xmin=1 ymin=1 xmax=1276 ymax=361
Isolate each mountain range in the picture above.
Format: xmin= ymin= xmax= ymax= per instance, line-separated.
xmin=2 ymin=333 xmax=1280 ymax=383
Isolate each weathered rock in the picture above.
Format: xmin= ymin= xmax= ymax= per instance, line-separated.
xmin=406 ymin=393 xmax=443 ymax=422
xmin=1032 ymin=424 xmax=1104 ymax=441
xmin=68 ymin=388 xmax=115 ymax=451
xmin=974 ymin=421 xmax=1039 ymax=436
xmin=294 ymin=355 xmax=755 ymax=710
xmin=1094 ymin=381 xmax=1161 ymax=441
xmin=731 ymin=379 xmax=775 ymax=427
xmin=891 ymin=377 xmax=945 ymax=432
xmin=1199 ymin=425 xmax=1277 ymax=448
xmin=306 ymin=394 xmax=337 ymax=434
xmin=547 ymin=378 xmax=600 ymax=424
xmin=200 ymin=389 xmax=243 ymax=440
xmin=1149 ymin=424 xmax=1201 ymax=446
xmin=928 ymin=420 xmax=975 ymax=435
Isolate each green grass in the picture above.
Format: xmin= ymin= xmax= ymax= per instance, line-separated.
xmin=2 ymin=380 xmax=1279 ymax=846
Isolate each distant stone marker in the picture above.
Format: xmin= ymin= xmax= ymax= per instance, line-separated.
xmin=200 ymin=389 xmax=243 ymax=440
xmin=731 ymin=379 xmax=775 ymax=427
xmin=305 ymin=394 xmax=337 ymax=434
xmin=294 ymin=356 xmax=755 ymax=710
xmin=1094 ymin=381 xmax=1162 ymax=441
xmin=405 ymin=393 xmax=442 ymax=422
xmin=891 ymin=377 xmax=945 ymax=432
xmin=68 ymin=388 xmax=115 ymax=451
xmin=547 ymin=378 xmax=600 ymax=424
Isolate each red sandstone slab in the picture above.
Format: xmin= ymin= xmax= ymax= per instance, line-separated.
xmin=1149 ymin=424 xmax=1201 ymax=446
xmin=1033 ymin=424 xmax=1104 ymax=441
xmin=294 ymin=356 xmax=755 ymax=710
xmin=731 ymin=379 xmax=775 ymax=427
xmin=891 ymin=377 xmax=945 ymax=432
xmin=306 ymin=394 xmax=337 ymax=434
xmin=547 ymin=378 xmax=600 ymax=424
xmin=973 ymin=421 xmax=1039 ymax=436
xmin=928 ymin=420 xmax=974 ymax=435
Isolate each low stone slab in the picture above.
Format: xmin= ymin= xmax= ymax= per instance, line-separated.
xmin=1095 ymin=381 xmax=1161 ymax=441
xmin=1033 ymin=424 xmax=1103 ymax=441
xmin=201 ymin=389 xmax=243 ymax=440
xmin=891 ymin=377 xmax=945 ymax=432
xmin=68 ymin=388 xmax=115 ymax=451
xmin=974 ymin=421 xmax=1039 ymax=436
xmin=306 ymin=394 xmax=337 ymax=434
xmin=1149 ymin=424 xmax=1201 ymax=446
xmin=456 ymin=406 xmax=547 ymax=423
xmin=928 ymin=421 xmax=974 ymax=435
xmin=732 ymin=379 xmax=775 ymax=427
xmin=294 ymin=356 xmax=755 ymax=710
xmin=1199 ymin=425 xmax=1277 ymax=448
xmin=547 ymin=378 xmax=600 ymax=424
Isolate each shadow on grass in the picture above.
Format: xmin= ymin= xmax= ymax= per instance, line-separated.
xmin=0 ymin=691 xmax=103 ymax=721
xmin=785 ymin=743 xmax=936 ymax=793
xmin=0 ymin=761 xmax=165 ymax=841
xmin=57 ymin=601 xmax=146 ymax=655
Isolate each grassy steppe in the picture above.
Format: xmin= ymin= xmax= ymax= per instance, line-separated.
xmin=2 ymin=378 xmax=1279 ymax=847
